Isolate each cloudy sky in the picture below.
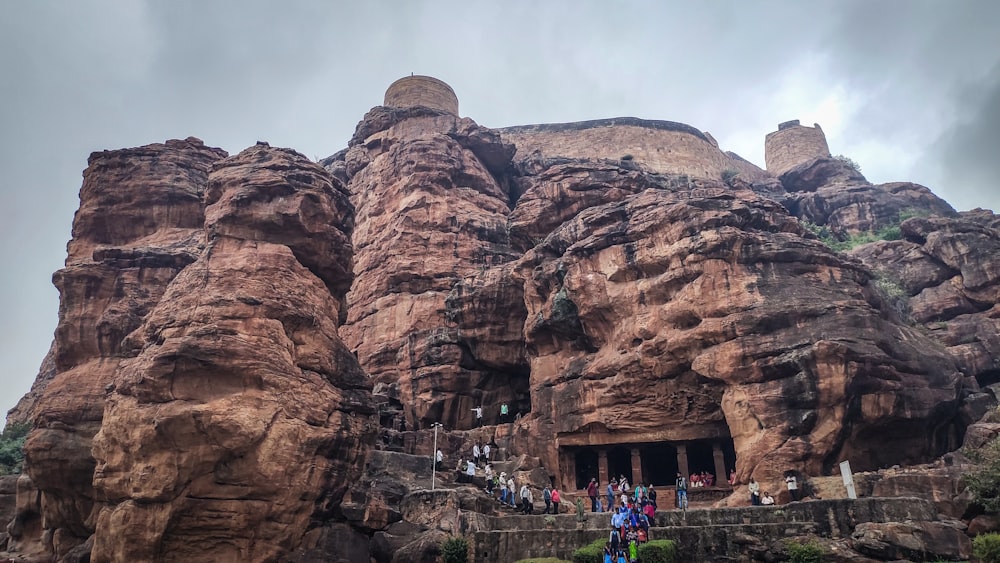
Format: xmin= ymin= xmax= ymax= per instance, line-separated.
xmin=1 ymin=0 xmax=999 ymax=424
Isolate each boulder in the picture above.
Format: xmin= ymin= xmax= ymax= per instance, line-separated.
xmin=851 ymin=520 xmax=971 ymax=561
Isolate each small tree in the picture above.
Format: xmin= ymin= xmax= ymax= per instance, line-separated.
xmin=441 ymin=536 xmax=468 ymax=563
xmin=967 ymin=437 xmax=1000 ymax=513
xmin=0 ymin=422 xmax=30 ymax=474
xmin=833 ymin=154 xmax=862 ymax=173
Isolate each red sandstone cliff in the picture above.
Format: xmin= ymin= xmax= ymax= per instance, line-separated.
xmin=4 ymin=77 xmax=1000 ymax=562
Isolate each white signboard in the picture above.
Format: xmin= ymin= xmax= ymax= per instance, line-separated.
xmin=840 ymin=460 xmax=857 ymax=499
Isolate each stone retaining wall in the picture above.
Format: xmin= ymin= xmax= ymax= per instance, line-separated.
xmin=467 ymin=497 xmax=937 ymax=562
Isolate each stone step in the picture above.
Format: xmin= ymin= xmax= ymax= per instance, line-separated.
xmin=468 ymin=498 xmax=941 ymax=562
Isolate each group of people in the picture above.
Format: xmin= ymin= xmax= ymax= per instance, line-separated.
xmin=469 ymin=403 xmax=521 ymax=427
xmin=588 ymin=475 xmax=659 ymax=515
xmin=746 ymin=472 xmax=802 ymax=506
xmin=604 ymin=477 xmax=656 ymax=563
xmin=687 ymin=471 xmax=716 ymax=487
xmin=482 ymin=466 xmax=561 ymax=515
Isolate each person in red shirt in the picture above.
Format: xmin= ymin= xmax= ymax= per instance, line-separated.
xmin=587 ymin=477 xmax=599 ymax=511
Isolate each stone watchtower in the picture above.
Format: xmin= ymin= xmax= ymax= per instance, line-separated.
xmin=383 ymin=75 xmax=459 ymax=115
xmin=764 ymin=120 xmax=830 ymax=176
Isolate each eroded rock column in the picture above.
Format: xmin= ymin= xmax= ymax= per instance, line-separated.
xmin=89 ymin=144 xmax=373 ymax=563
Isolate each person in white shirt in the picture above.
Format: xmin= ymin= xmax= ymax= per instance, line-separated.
xmin=466 ymin=459 xmax=476 ymax=481
xmin=435 ymin=449 xmax=443 ymax=470
xmin=483 ymin=443 xmax=491 ymax=462
xmin=471 ymin=405 xmax=483 ymax=427
xmin=785 ymin=472 xmax=800 ymax=501
xmin=520 ymin=483 xmax=533 ymax=514
xmin=472 ymin=443 xmax=480 ymax=465
xmin=761 ymin=492 xmax=775 ymax=505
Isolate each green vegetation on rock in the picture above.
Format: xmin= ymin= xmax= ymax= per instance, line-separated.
xmin=441 ymin=536 xmax=469 ymax=563
xmin=974 ymin=532 xmax=1000 ymax=563
xmin=833 ymin=154 xmax=862 ymax=174
xmin=514 ymin=559 xmax=571 ymax=563
xmin=967 ymin=437 xmax=1000 ymax=514
xmin=0 ymin=422 xmax=29 ymax=475
xmin=801 ymin=208 xmax=928 ymax=253
xmin=784 ymin=538 xmax=825 ymax=563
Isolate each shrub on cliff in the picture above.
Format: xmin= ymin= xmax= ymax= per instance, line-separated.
xmin=0 ymin=422 xmax=29 ymax=474
xmin=974 ymin=532 xmax=1000 ymax=563
xmin=784 ymin=538 xmax=825 ymax=563
xmin=833 ymin=154 xmax=862 ymax=173
xmin=967 ymin=437 xmax=1000 ymax=514
xmin=571 ymin=538 xmax=605 ymax=563
xmin=637 ymin=539 xmax=677 ymax=563
xmin=441 ymin=536 xmax=468 ymax=563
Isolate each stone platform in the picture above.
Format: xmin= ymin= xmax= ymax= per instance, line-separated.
xmin=466 ymin=497 xmax=941 ymax=562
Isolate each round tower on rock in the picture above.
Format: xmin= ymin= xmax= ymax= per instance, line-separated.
xmin=383 ymin=75 xmax=459 ymax=115
xmin=764 ymin=120 xmax=831 ymax=175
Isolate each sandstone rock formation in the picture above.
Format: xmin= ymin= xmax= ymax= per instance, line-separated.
xmin=5 ymin=76 xmax=1000 ymax=562
xmin=11 ymin=138 xmax=226 ymax=559
xmin=88 ymin=144 xmax=373 ymax=562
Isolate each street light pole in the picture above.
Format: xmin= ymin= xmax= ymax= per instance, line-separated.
xmin=431 ymin=422 xmax=442 ymax=491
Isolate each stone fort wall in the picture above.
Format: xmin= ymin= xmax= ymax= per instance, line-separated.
xmin=383 ymin=75 xmax=459 ymax=115
xmin=764 ymin=120 xmax=830 ymax=175
xmin=498 ymin=118 xmax=771 ymax=182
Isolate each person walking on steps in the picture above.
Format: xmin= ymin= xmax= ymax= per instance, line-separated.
xmin=675 ymin=472 xmax=688 ymax=510
xmin=606 ymin=481 xmax=615 ymax=513
xmin=543 ymin=484 xmax=552 ymax=514
xmin=588 ymin=477 xmax=599 ymax=512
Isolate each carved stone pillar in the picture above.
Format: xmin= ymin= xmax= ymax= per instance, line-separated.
xmin=676 ymin=444 xmax=689 ymax=478
xmin=631 ymin=448 xmax=643 ymax=486
xmin=713 ymin=442 xmax=728 ymax=486
xmin=598 ymin=449 xmax=609 ymax=487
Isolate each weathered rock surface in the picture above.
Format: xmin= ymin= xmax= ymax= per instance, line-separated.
xmin=511 ymin=174 xmax=965 ymax=493
xmin=338 ymin=108 xmax=528 ymax=431
xmin=12 ymin=138 xmax=226 ymax=559
xmin=851 ymin=520 xmax=971 ymax=561
xmin=88 ymin=144 xmax=373 ymax=562
xmin=8 ymin=81 xmax=1000 ymax=562
xmin=853 ymin=210 xmax=1000 ymax=386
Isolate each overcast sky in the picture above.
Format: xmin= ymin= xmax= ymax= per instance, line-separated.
xmin=2 ymin=1 xmax=999 ymax=425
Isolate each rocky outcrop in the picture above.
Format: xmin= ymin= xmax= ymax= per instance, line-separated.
xmin=89 ymin=144 xmax=373 ymax=562
xmin=7 ymin=79 xmax=1000 ymax=562
xmin=338 ymin=109 xmax=528 ymax=431
xmin=852 ymin=210 xmax=1000 ymax=386
xmin=12 ymin=138 xmax=226 ymax=559
xmin=511 ymin=175 xmax=965 ymax=490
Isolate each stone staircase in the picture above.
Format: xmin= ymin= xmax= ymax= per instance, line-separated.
xmin=465 ymin=497 xmax=940 ymax=562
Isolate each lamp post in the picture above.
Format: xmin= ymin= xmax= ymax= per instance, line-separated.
xmin=431 ymin=422 xmax=443 ymax=491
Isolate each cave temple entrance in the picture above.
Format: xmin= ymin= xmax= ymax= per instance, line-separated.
xmin=561 ymin=437 xmax=736 ymax=490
